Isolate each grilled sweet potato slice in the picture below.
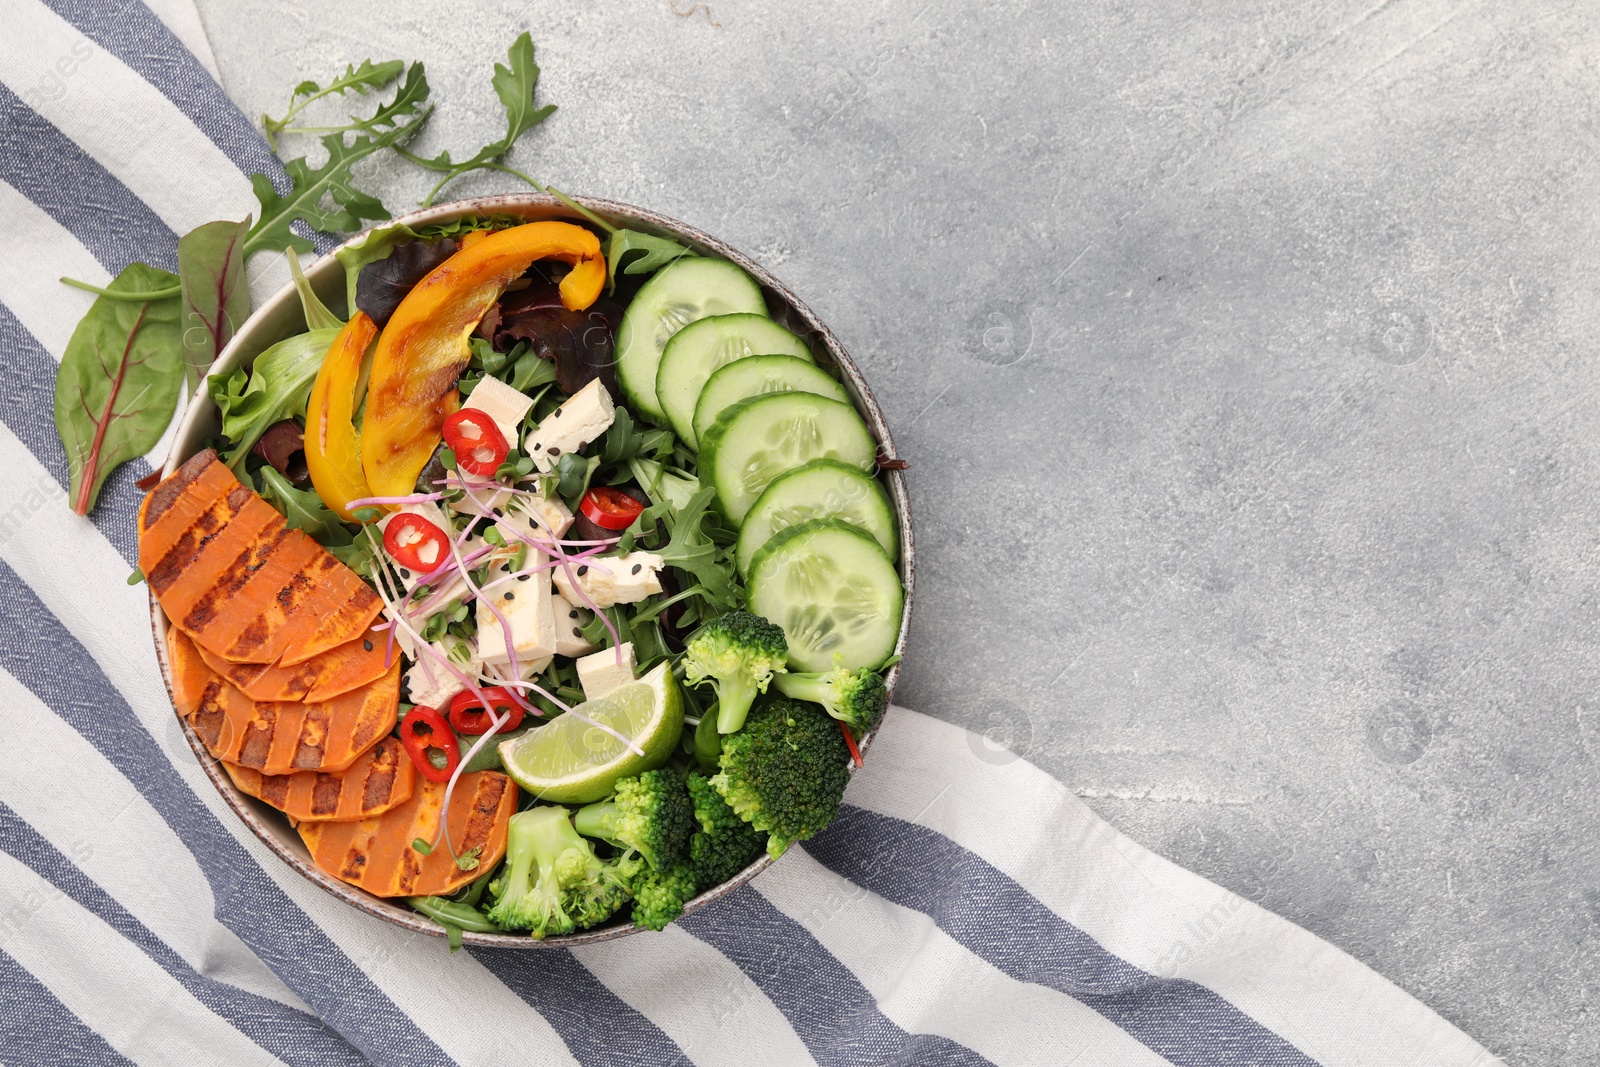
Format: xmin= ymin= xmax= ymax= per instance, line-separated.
xmin=223 ymin=737 xmax=415 ymax=823
xmin=196 ymin=628 xmax=390 ymax=702
xmin=138 ymin=450 xmax=383 ymax=665
xmin=299 ymin=772 xmax=517 ymax=897
xmin=187 ymin=660 xmax=399 ymax=776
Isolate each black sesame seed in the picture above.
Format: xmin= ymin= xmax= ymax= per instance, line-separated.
xmin=532 ymin=442 xmax=542 ymax=451
xmin=517 ymin=573 xmax=530 ymax=582
xmin=631 ymin=563 xmax=642 ymax=575
xmin=572 ymin=627 xmax=582 ymax=637
xmin=552 ymin=408 xmax=562 ymax=418
xmin=548 ymin=447 xmax=561 ymax=457
xmin=363 ymin=640 xmax=374 ymax=652
xmin=492 ymin=507 xmax=503 ymax=517
xmin=568 ymin=610 xmax=578 ymax=619
xmin=577 ymin=565 xmax=588 ymax=576
xmin=400 ymin=568 xmax=411 ymax=578
xmin=504 ymin=592 xmax=516 ymax=601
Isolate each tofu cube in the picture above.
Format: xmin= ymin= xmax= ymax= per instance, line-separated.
xmin=576 ymin=643 xmax=637 ymax=702
xmin=553 ymin=593 xmax=598 ymax=657
xmin=463 ymin=374 xmax=535 ymax=446
xmin=526 ymin=379 xmax=615 ymax=473
xmin=475 ymin=549 xmax=558 ymax=667
xmin=511 ymin=493 xmax=574 ymax=538
xmin=403 ymin=638 xmax=475 ymax=709
xmin=552 ymin=552 xmax=664 ymax=609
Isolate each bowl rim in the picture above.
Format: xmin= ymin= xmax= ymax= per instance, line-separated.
xmin=148 ymin=192 xmax=914 ymax=947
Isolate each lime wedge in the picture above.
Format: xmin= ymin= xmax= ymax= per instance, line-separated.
xmin=497 ymin=661 xmax=683 ymax=803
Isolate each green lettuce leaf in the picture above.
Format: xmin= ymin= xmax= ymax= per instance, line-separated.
xmin=209 ymin=327 xmax=341 ymax=471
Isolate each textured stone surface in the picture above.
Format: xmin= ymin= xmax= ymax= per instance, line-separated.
xmin=195 ymin=0 xmax=1598 ymax=1060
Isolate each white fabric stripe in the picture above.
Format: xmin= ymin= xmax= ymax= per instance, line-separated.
xmin=847 ymin=708 xmax=1500 ymax=1067
xmin=0 ymin=420 xmax=580 ymax=1067
xmin=0 ymin=849 xmax=283 ymax=1067
xmin=0 ymin=179 xmax=103 ymax=356
xmin=574 ymin=924 xmax=820 ymax=1067
xmin=5 ymin=1 xmax=253 ymax=234
xmin=143 ymin=0 xmax=223 ymax=79
xmin=0 ymin=666 xmax=311 ymax=1013
xmin=756 ymin=849 xmax=1170 ymax=1067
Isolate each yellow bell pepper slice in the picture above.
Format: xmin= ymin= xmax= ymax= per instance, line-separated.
xmin=305 ymin=311 xmax=378 ymax=521
xmin=361 ymin=221 xmax=605 ymax=502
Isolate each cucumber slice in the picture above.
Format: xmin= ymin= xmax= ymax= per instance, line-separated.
xmin=736 ymin=460 xmax=896 ymax=577
xmin=657 ymin=315 xmax=814 ymax=448
xmin=746 ymin=519 xmax=903 ymax=672
xmin=615 ymin=258 xmax=767 ymax=424
xmin=692 ymin=355 xmax=849 ymax=450
xmin=699 ymin=392 xmax=877 ymax=525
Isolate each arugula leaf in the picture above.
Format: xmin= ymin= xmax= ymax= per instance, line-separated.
xmin=655 ymin=486 xmax=741 ymax=611
xmin=398 ymin=33 xmax=556 ymax=206
xmin=177 ymin=217 xmax=252 ymax=394
xmin=262 ymin=58 xmax=406 ymax=151
xmin=208 ymin=327 xmax=341 ymax=470
xmin=256 ymin=466 xmax=347 ymax=541
xmin=604 ymin=229 xmax=693 ymax=291
xmin=53 ymin=263 xmax=185 ymax=515
xmin=244 ymin=62 xmax=433 ymax=257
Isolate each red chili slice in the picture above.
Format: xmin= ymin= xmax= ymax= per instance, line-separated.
xmin=382 ymin=513 xmax=450 ymax=573
xmin=442 ymin=408 xmax=510 ymax=477
xmin=579 ymin=487 xmax=646 ymax=531
xmin=448 ymin=685 xmax=524 ymax=735
xmin=399 ymin=705 xmax=460 ymax=784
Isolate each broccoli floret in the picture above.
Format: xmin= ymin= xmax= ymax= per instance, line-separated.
xmin=686 ymin=772 xmax=767 ymax=887
xmin=621 ymin=857 xmax=697 ymax=931
xmin=572 ymin=770 xmax=695 ymax=872
xmin=486 ymin=806 xmax=633 ymax=938
xmin=682 ymin=611 xmax=789 ymax=734
xmin=773 ymin=665 xmax=888 ymax=733
xmin=710 ymin=697 xmax=850 ymax=858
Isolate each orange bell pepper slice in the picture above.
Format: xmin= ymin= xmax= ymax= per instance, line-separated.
xmin=305 ymin=311 xmax=378 ymax=521
xmin=361 ymin=221 xmax=605 ymax=502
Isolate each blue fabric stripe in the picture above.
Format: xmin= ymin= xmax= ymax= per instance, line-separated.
xmin=39 ymin=0 xmax=286 ymax=187
xmin=0 ymin=303 xmax=146 ymax=567
xmin=680 ymin=887 xmax=996 ymax=1067
xmin=803 ymin=806 xmax=1322 ymax=1067
xmin=0 ymin=83 xmax=178 ymax=273
xmin=0 ymin=950 xmax=135 ymax=1066
xmin=473 ymin=947 xmax=693 ymax=1066
xmin=0 ymin=559 xmax=453 ymax=1067
xmin=0 ymin=802 xmax=368 ymax=1067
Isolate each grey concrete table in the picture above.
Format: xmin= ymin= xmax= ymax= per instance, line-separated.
xmin=196 ymin=1 xmax=1599 ymax=1061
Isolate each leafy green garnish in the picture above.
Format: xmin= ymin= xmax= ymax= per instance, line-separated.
xmin=604 ymin=229 xmax=694 ymax=291
xmin=397 ymin=33 xmax=556 ymax=206
xmin=208 ymin=327 xmax=341 ymax=470
xmin=256 ymin=467 xmax=347 ymax=542
xmin=286 ymin=249 xmax=344 ymax=331
xmin=53 ymin=263 xmax=184 ymax=516
xmin=261 ymin=58 xmax=406 ymax=151
xmin=655 ymin=486 xmax=741 ymax=611
xmin=244 ymin=63 xmax=433 ymax=257
xmin=177 ymin=217 xmax=252 ymax=393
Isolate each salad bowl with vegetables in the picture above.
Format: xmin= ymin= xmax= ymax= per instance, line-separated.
xmin=143 ymin=193 xmax=913 ymax=947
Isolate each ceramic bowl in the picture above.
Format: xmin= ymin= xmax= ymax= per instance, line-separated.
xmin=150 ymin=193 xmax=913 ymax=946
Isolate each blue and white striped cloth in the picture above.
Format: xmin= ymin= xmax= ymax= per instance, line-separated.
xmin=0 ymin=3 xmax=1506 ymax=1064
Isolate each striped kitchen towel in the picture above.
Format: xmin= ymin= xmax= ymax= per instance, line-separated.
xmin=0 ymin=2 xmax=1505 ymax=1064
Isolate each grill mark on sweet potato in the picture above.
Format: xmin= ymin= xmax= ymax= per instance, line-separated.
xmin=147 ymin=493 xmax=245 ymax=595
xmin=461 ymin=776 xmax=508 ymax=851
xmin=181 ymin=524 xmax=296 ymax=632
xmin=292 ymin=703 xmax=330 ymax=769
xmin=237 ymin=704 xmax=276 ymax=767
xmin=139 ymin=449 xmax=214 ymax=530
xmin=260 ymin=775 xmax=290 ymax=808
xmin=362 ymin=749 xmax=399 ymax=810
xmin=310 ymin=773 xmax=342 ymax=816
xmin=188 ymin=681 xmax=226 ymax=747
